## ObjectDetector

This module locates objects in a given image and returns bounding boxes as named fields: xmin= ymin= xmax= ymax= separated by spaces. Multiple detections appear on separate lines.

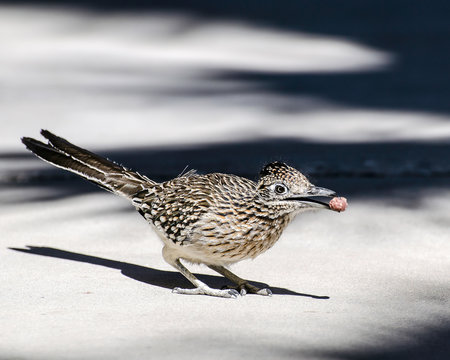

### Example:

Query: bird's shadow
xmin=9 ymin=246 xmax=329 ymax=299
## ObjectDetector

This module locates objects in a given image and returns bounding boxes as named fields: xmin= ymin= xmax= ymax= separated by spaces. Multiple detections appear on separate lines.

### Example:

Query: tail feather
xmin=22 ymin=130 xmax=155 ymax=199
xmin=40 ymin=129 xmax=126 ymax=176
xmin=21 ymin=136 xmax=110 ymax=188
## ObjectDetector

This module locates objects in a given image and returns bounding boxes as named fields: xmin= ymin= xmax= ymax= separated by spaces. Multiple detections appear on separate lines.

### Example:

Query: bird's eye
xmin=274 ymin=184 xmax=288 ymax=194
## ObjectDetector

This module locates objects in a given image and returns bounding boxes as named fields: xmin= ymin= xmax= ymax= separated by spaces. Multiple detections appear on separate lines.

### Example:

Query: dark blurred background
xmin=4 ymin=0 xmax=450 ymax=112
xmin=1 ymin=0 xmax=449 ymax=203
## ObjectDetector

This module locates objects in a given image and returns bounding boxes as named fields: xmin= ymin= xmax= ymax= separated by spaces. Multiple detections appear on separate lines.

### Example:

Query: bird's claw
xmin=222 ymin=283 xmax=272 ymax=296
xmin=256 ymin=288 xmax=272 ymax=296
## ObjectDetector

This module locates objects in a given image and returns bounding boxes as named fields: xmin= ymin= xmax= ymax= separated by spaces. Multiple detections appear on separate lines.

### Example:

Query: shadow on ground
xmin=299 ymin=324 xmax=450 ymax=360
xmin=9 ymin=246 xmax=329 ymax=299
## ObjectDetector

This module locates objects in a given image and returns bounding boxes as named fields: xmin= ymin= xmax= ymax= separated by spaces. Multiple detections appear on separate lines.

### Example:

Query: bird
xmin=22 ymin=130 xmax=344 ymax=298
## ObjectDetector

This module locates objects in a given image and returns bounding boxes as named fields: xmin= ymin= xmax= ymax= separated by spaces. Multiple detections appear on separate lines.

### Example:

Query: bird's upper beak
xmin=287 ymin=186 xmax=337 ymax=210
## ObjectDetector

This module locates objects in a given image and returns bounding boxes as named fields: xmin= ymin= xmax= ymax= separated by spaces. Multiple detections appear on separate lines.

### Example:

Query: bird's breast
xmin=184 ymin=211 xmax=293 ymax=263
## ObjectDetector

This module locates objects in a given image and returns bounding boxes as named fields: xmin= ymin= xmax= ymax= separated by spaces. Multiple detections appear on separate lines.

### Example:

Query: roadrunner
xmin=22 ymin=130 xmax=346 ymax=298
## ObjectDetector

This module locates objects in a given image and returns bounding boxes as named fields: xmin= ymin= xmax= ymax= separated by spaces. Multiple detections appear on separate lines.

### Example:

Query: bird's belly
xmin=181 ymin=215 xmax=292 ymax=265
xmin=151 ymin=212 xmax=293 ymax=266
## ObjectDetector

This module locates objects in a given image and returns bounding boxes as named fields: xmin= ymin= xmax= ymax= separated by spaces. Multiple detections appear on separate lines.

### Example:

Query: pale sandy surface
xmin=1 ymin=3 xmax=450 ymax=360
xmin=2 ymin=185 xmax=450 ymax=360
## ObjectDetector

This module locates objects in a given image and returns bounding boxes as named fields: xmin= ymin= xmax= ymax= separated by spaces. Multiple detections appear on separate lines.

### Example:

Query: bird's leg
xmin=162 ymin=247 xmax=239 ymax=298
xmin=170 ymin=259 xmax=239 ymax=298
xmin=208 ymin=265 xmax=272 ymax=296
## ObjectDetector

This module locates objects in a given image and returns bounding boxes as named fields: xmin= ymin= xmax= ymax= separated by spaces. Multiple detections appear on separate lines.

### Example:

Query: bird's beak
xmin=307 ymin=186 xmax=337 ymax=198
xmin=287 ymin=186 xmax=337 ymax=210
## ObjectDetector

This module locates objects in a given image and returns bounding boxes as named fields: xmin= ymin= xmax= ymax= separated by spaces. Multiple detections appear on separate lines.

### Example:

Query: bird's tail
xmin=21 ymin=130 xmax=155 ymax=199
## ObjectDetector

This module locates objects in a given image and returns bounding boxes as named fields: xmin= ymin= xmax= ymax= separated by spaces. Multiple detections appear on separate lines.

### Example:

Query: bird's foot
xmin=223 ymin=282 xmax=272 ymax=296
xmin=172 ymin=285 xmax=239 ymax=298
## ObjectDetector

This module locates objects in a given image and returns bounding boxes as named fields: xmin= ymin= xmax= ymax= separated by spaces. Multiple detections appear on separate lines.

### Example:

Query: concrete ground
xmin=1 ymin=2 xmax=449 ymax=359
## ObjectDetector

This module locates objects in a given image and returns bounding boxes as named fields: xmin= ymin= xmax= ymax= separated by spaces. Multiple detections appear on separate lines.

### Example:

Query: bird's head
xmin=256 ymin=161 xmax=338 ymax=214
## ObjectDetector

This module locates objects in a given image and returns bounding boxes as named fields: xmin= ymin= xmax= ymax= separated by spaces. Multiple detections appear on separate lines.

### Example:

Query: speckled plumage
xmin=22 ymin=130 xmax=340 ymax=298
xmin=134 ymin=172 xmax=294 ymax=266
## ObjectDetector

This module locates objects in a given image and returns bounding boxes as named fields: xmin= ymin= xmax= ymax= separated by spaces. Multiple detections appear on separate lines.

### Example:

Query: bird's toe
xmin=256 ymin=288 xmax=273 ymax=296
